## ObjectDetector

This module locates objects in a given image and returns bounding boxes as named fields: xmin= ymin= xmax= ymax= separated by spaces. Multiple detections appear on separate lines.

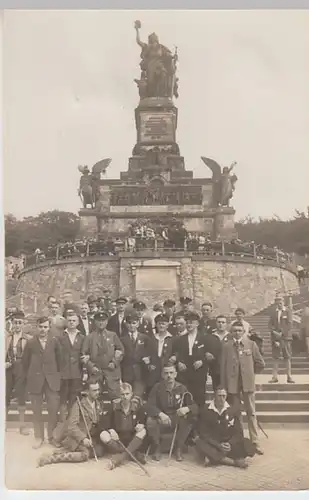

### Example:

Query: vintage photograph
xmin=4 ymin=9 xmax=309 ymax=491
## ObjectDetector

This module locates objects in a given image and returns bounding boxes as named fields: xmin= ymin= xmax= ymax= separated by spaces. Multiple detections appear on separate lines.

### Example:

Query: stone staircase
xmin=244 ymin=314 xmax=309 ymax=424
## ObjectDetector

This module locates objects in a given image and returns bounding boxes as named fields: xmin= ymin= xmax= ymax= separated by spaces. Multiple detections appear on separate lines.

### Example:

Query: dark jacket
xmin=173 ymin=331 xmax=209 ymax=375
xmin=121 ymin=331 xmax=149 ymax=384
xmin=22 ymin=336 xmax=61 ymax=394
xmin=198 ymin=317 xmax=217 ymax=335
xmin=110 ymin=399 xmax=147 ymax=442
xmin=143 ymin=332 xmax=174 ymax=388
xmin=107 ymin=313 xmax=128 ymax=338
xmin=137 ymin=317 xmax=154 ymax=337
xmin=146 ymin=381 xmax=198 ymax=418
xmin=58 ymin=330 xmax=85 ymax=380
xmin=77 ymin=316 xmax=95 ymax=336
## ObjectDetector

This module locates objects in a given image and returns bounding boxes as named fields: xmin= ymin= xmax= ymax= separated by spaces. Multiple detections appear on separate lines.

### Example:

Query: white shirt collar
xmin=154 ymin=332 xmax=172 ymax=341
xmin=208 ymin=400 xmax=230 ymax=415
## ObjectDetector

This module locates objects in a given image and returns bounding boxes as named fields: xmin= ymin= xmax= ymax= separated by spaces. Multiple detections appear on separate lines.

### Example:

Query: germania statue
xmin=78 ymin=158 xmax=112 ymax=209
xmin=134 ymin=20 xmax=179 ymax=99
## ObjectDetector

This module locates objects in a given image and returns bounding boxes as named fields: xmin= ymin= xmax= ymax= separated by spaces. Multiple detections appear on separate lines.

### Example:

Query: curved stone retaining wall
xmin=17 ymin=253 xmax=299 ymax=316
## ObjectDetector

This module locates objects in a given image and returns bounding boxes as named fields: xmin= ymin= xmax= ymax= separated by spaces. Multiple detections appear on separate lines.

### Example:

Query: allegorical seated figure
xmin=194 ymin=387 xmax=255 ymax=469
xmin=37 ymin=379 xmax=111 ymax=467
xmin=100 ymin=383 xmax=147 ymax=470
xmin=145 ymin=364 xmax=197 ymax=462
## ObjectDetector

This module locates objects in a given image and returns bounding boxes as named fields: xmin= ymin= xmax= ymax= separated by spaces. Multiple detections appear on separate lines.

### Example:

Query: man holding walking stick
xmin=146 ymin=365 xmax=197 ymax=462
xmin=37 ymin=379 xmax=111 ymax=467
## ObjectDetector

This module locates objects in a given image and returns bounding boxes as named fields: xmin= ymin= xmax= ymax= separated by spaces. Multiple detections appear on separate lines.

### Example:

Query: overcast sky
xmin=4 ymin=9 xmax=309 ymax=221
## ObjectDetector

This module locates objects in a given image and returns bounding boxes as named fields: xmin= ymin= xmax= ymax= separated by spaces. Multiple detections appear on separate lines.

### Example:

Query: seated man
xmin=100 ymin=383 xmax=147 ymax=470
xmin=37 ymin=379 xmax=111 ymax=467
xmin=146 ymin=364 xmax=197 ymax=462
xmin=194 ymin=387 xmax=255 ymax=469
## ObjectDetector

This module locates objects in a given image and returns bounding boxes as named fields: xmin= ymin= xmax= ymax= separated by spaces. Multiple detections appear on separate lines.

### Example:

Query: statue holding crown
xmin=134 ymin=20 xmax=179 ymax=99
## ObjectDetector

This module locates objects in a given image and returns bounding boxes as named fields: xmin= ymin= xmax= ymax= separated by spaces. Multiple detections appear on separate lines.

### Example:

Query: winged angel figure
xmin=78 ymin=158 xmax=112 ymax=209
xmin=201 ymin=157 xmax=238 ymax=207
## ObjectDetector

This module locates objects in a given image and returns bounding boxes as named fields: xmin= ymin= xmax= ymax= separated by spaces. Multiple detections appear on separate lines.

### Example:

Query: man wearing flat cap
xmin=82 ymin=311 xmax=124 ymax=402
xmin=172 ymin=311 xmax=210 ymax=407
xmin=133 ymin=301 xmax=153 ymax=337
xmin=162 ymin=299 xmax=177 ymax=336
xmin=107 ymin=297 xmax=129 ymax=338
xmin=179 ymin=297 xmax=194 ymax=316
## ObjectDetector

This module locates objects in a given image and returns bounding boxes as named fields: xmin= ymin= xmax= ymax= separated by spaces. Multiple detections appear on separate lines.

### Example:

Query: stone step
xmin=255 ymin=383 xmax=309 ymax=391
xmin=255 ymin=401 xmax=309 ymax=412
xmin=263 ymin=367 xmax=308 ymax=374
xmin=254 ymin=391 xmax=309 ymax=401
xmin=247 ymin=412 xmax=309 ymax=423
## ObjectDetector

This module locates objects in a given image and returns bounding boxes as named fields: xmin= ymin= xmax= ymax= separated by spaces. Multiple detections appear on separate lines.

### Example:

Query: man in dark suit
xmin=57 ymin=312 xmax=85 ymax=422
xmin=107 ymin=297 xmax=129 ymax=338
xmin=142 ymin=313 xmax=174 ymax=395
xmin=172 ymin=311 xmax=209 ymax=407
xmin=5 ymin=311 xmax=30 ymax=435
xmin=82 ymin=311 xmax=124 ymax=402
xmin=78 ymin=302 xmax=94 ymax=336
xmin=22 ymin=316 xmax=61 ymax=449
xmin=179 ymin=297 xmax=194 ymax=315
xmin=133 ymin=301 xmax=154 ymax=336
xmin=268 ymin=295 xmax=295 ymax=383
xmin=162 ymin=299 xmax=177 ymax=336
xmin=198 ymin=302 xmax=217 ymax=335
xmin=146 ymin=364 xmax=197 ymax=461
xmin=120 ymin=312 xmax=149 ymax=397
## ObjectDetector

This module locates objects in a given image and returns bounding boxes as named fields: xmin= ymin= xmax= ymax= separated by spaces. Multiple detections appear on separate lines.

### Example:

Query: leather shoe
xmin=234 ymin=458 xmax=248 ymax=469
xmin=175 ymin=448 xmax=183 ymax=462
xmin=153 ymin=447 xmax=162 ymax=461
xmin=287 ymin=378 xmax=295 ymax=384
xmin=268 ymin=378 xmax=278 ymax=384
xmin=32 ymin=439 xmax=44 ymax=449
xmin=254 ymin=444 xmax=264 ymax=455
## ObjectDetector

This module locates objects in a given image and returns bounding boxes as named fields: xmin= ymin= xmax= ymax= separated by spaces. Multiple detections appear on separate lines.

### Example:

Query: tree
xmin=5 ymin=210 xmax=80 ymax=257
xmin=236 ymin=208 xmax=309 ymax=255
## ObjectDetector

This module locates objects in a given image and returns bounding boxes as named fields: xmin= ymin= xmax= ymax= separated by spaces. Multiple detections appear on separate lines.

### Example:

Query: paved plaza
xmin=5 ymin=426 xmax=309 ymax=491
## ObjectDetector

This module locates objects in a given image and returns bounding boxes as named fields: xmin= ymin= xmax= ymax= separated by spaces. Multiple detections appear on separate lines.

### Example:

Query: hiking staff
xmin=76 ymin=395 xmax=98 ymax=462
xmin=117 ymin=439 xmax=150 ymax=476
xmin=168 ymin=390 xmax=193 ymax=462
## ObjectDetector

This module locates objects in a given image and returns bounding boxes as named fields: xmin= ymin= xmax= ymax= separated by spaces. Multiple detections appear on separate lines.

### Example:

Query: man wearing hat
xmin=179 ymin=297 xmax=194 ymax=316
xmin=162 ymin=299 xmax=177 ymax=336
xmin=120 ymin=312 xmax=149 ymax=397
xmin=142 ymin=313 xmax=174 ymax=395
xmin=133 ymin=301 xmax=153 ymax=337
xmin=82 ymin=311 xmax=124 ymax=402
xmin=107 ymin=297 xmax=129 ymax=338
xmin=5 ymin=311 xmax=30 ymax=435
xmin=172 ymin=311 xmax=210 ymax=407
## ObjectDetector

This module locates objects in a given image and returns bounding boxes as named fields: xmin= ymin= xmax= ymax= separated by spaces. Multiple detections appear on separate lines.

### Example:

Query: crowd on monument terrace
xmin=5 ymin=289 xmax=309 ymax=472
xmin=15 ymin=220 xmax=293 ymax=270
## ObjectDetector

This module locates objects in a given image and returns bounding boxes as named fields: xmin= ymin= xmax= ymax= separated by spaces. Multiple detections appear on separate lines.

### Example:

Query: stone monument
xmin=78 ymin=21 xmax=237 ymax=240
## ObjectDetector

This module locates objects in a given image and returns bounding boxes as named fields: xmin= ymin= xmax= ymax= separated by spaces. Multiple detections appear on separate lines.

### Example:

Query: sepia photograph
xmin=3 ymin=8 xmax=309 ymax=492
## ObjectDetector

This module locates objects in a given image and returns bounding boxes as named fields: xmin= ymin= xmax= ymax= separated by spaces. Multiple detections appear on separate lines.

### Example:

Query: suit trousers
xmin=228 ymin=392 xmax=259 ymax=444
xmin=146 ymin=415 xmax=192 ymax=450
xmin=6 ymin=367 xmax=26 ymax=407
xmin=30 ymin=381 xmax=60 ymax=440
xmin=60 ymin=378 xmax=82 ymax=408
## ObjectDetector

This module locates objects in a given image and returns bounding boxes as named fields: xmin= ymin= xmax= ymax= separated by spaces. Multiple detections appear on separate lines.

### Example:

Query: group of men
xmin=5 ymin=291 xmax=295 ymax=471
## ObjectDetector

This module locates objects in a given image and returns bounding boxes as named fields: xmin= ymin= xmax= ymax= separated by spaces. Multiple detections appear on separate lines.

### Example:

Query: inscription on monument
xmin=140 ymin=111 xmax=175 ymax=143
xmin=110 ymin=186 xmax=203 ymax=206
xmin=136 ymin=268 xmax=177 ymax=291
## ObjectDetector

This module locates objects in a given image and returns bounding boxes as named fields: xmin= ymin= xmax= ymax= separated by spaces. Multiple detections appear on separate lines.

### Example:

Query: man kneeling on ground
xmin=100 ymin=382 xmax=147 ymax=470
xmin=37 ymin=379 xmax=110 ymax=467
xmin=194 ymin=387 xmax=255 ymax=469
xmin=146 ymin=364 xmax=197 ymax=462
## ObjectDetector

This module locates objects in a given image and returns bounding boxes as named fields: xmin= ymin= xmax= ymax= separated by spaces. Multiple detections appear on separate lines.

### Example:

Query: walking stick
xmin=76 ymin=396 xmax=98 ymax=462
xmin=117 ymin=439 xmax=150 ymax=476
xmin=257 ymin=419 xmax=269 ymax=439
xmin=168 ymin=391 xmax=193 ymax=462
